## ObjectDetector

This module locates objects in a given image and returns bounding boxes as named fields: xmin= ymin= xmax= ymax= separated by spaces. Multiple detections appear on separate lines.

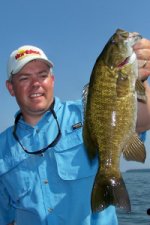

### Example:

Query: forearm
xmin=136 ymin=81 xmax=150 ymax=133
xmin=0 ymin=180 xmax=15 ymax=225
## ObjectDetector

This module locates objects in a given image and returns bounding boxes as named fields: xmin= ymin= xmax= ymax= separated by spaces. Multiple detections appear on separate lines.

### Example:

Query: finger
xmin=135 ymin=49 xmax=150 ymax=60
xmin=138 ymin=60 xmax=146 ymax=68
xmin=138 ymin=59 xmax=150 ymax=80
xmin=133 ymin=38 xmax=150 ymax=50
xmin=138 ymin=67 xmax=150 ymax=80
xmin=138 ymin=59 xmax=150 ymax=69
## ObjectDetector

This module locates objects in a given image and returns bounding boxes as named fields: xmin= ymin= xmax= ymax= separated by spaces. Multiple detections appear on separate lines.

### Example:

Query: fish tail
xmin=91 ymin=172 xmax=131 ymax=213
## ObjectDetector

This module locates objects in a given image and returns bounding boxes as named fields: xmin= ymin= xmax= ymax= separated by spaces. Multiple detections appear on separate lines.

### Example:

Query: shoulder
xmin=0 ymin=126 xmax=15 ymax=158
xmin=55 ymin=97 xmax=83 ymax=122
xmin=64 ymin=99 xmax=83 ymax=115
xmin=56 ymin=97 xmax=82 ymax=111
xmin=0 ymin=126 xmax=28 ymax=175
xmin=0 ymin=127 xmax=15 ymax=175
xmin=0 ymin=126 xmax=13 ymax=146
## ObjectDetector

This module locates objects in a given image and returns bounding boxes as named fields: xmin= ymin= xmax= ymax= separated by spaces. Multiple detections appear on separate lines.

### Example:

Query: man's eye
xmin=19 ymin=76 xmax=28 ymax=81
xmin=39 ymin=73 xmax=48 ymax=78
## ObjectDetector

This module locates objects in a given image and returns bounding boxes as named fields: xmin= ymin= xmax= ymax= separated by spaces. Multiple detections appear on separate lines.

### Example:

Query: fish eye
xmin=111 ymin=38 xmax=116 ymax=44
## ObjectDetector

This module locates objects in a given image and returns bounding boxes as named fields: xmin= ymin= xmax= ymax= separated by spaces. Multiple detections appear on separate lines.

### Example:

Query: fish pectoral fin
xmin=82 ymin=83 xmax=89 ymax=116
xmin=136 ymin=79 xmax=147 ymax=102
xmin=122 ymin=133 xmax=146 ymax=163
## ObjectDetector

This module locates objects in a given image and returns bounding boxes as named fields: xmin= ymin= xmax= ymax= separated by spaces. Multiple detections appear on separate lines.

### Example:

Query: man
xmin=0 ymin=40 xmax=150 ymax=225
xmin=134 ymin=39 xmax=150 ymax=133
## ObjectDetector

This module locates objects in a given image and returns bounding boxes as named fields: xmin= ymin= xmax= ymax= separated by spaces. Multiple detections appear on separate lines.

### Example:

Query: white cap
xmin=7 ymin=45 xmax=53 ymax=79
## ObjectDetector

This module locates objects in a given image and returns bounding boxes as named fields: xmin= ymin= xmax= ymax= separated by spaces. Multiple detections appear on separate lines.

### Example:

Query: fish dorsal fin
xmin=122 ymin=133 xmax=146 ymax=163
xmin=82 ymin=83 xmax=89 ymax=116
xmin=136 ymin=79 xmax=147 ymax=102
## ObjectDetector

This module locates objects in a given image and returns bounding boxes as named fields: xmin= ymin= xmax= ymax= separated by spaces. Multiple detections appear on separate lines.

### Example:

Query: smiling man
xmin=6 ymin=46 xmax=54 ymax=125
xmin=1 ymin=42 xmax=150 ymax=225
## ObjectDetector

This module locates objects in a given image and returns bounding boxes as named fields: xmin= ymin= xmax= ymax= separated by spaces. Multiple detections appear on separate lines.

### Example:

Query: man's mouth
xmin=30 ymin=93 xmax=44 ymax=98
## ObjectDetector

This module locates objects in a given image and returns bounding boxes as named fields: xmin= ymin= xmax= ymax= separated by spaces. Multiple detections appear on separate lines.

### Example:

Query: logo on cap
xmin=15 ymin=49 xmax=41 ymax=60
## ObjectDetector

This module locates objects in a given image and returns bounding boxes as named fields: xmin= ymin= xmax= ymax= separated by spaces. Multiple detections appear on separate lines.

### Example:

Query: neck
xmin=22 ymin=113 xmax=46 ymax=126
xmin=21 ymin=100 xmax=55 ymax=126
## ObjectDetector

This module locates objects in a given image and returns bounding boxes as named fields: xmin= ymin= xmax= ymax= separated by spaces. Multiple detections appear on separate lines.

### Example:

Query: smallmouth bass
xmin=83 ymin=29 xmax=146 ymax=213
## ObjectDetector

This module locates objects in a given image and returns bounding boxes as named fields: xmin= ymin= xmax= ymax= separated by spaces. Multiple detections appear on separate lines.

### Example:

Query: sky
xmin=0 ymin=0 xmax=150 ymax=171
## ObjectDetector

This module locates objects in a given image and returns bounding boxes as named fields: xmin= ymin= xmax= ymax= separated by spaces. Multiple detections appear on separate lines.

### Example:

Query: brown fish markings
xmin=83 ymin=29 xmax=146 ymax=213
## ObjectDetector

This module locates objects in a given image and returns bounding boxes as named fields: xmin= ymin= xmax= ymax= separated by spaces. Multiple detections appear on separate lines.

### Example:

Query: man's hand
xmin=133 ymin=38 xmax=150 ymax=81
xmin=133 ymin=38 xmax=150 ymax=133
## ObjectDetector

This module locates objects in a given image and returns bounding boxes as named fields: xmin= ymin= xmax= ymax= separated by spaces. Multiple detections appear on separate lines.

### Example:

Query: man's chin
xmin=30 ymin=107 xmax=49 ymax=115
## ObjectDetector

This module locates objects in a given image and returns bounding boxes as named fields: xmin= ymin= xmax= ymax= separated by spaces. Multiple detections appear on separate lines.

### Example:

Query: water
xmin=117 ymin=171 xmax=150 ymax=225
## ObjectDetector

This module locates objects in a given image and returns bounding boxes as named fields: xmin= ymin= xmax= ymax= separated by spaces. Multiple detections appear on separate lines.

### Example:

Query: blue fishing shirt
xmin=0 ymin=97 xmax=118 ymax=225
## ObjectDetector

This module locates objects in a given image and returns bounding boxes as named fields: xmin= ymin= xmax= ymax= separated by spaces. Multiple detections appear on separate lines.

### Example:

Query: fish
xmin=82 ymin=29 xmax=146 ymax=213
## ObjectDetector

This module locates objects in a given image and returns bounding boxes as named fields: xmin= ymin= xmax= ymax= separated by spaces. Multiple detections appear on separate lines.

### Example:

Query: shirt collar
xmin=14 ymin=96 xmax=62 ymax=129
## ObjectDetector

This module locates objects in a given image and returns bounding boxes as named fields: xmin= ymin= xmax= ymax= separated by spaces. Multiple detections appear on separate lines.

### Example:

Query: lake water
xmin=117 ymin=171 xmax=150 ymax=225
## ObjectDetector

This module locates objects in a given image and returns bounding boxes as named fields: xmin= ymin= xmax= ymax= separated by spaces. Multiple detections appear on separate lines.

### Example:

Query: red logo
xmin=15 ymin=49 xmax=41 ymax=60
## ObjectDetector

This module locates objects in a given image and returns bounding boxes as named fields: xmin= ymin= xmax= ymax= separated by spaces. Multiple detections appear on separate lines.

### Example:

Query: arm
xmin=137 ymin=81 xmax=150 ymax=133
xmin=0 ymin=180 xmax=15 ymax=225
xmin=133 ymin=38 xmax=150 ymax=133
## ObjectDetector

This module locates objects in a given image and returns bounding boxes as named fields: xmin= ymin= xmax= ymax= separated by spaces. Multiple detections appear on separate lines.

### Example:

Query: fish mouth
xmin=117 ymin=56 xmax=130 ymax=68
xmin=117 ymin=52 xmax=136 ymax=68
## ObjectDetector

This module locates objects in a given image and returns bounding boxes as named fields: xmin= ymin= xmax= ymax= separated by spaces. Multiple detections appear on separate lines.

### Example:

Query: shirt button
xmin=44 ymin=179 xmax=48 ymax=184
xmin=48 ymin=208 xmax=53 ymax=213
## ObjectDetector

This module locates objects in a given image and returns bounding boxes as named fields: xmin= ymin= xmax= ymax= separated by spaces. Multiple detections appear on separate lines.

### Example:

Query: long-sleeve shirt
xmin=0 ymin=97 xmax=118 ymax=225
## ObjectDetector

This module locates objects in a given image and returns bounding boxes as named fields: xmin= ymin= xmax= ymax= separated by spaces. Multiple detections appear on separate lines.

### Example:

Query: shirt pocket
xmin=54 ymin=128 xmax=98 ymax=180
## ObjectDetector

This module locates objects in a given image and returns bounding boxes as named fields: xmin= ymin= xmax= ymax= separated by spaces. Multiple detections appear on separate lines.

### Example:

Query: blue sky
xmin=0 ymin=0 xmax=150 ymax=171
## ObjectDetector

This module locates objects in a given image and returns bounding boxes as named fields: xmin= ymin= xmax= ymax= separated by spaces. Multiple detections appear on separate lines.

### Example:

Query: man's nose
xmin=31 ymin=76 xmax=41 ymax=87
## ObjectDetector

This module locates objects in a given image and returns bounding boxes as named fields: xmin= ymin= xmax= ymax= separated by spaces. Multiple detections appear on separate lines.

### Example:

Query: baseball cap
xmin=7 ymin=45 xmax=53 ymax=79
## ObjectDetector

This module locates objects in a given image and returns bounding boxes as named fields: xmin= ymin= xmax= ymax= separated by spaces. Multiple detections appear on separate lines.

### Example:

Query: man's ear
xmin=6 ymin=80 xmax=15 ymax=96
xmin=51 ymin=75 xmax=55 ymax=87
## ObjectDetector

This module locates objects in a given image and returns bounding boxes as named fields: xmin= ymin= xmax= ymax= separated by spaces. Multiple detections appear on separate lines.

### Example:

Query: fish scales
xmin=83 ymin=29 xmax=146 ymax=213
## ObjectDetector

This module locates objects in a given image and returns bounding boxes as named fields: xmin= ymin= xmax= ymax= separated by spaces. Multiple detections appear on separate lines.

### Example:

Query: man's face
xmin=6 ymin=60 xmax=54 ymax=123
